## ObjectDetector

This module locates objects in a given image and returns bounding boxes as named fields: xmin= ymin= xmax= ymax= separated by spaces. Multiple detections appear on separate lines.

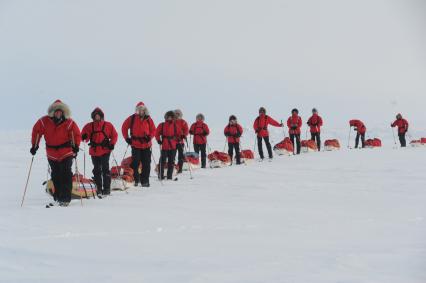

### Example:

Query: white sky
xmin=0 ymin=0 xmax=425 ymax=132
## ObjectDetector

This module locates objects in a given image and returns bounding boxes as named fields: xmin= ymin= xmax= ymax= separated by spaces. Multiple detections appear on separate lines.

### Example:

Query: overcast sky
xmin=1 ymin=0 xmax=425 ymax=133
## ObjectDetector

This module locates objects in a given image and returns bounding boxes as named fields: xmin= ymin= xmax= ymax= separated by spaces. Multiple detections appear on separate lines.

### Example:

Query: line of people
xmin=30 ymin=100 xmax=410 ymax=206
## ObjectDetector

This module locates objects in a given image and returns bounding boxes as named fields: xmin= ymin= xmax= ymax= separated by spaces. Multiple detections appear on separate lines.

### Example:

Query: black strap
xmin=256 ymin=116 xmax=268 ymax=132
xmin=46 ymin=141 xmax=72 ymax=150
xmin=130 ymin=114 xmax=153 ymax=142
xmin=89 ymin=122 xmax=109 ymax=148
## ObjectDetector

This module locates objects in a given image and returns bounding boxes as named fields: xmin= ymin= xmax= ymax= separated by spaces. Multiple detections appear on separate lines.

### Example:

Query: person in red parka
xmin=122 ymin=102 xmax=156 ymax=187
xmin=174 ymin=109 xmax=189 ymax=173
xmin=224 ymin=115 xmax=243 ymax=165
xmin=156 ymin=111 xmax=182 ymax=180
xmin=391 ymin=113 xmax=409 ymax=147
xmin=189 ymin=113 xmax=210 ymax=168
xmin=349 ymin=119 xmax=366 ymax=148
xmin=287 ymin=108 xmax=303 ymax=154
xmin=253 ymin=107 xmax=283 ymax=160
xmin=31 ymin=100 xmax=81 ymax=206
xmin=307 ymin=108 xmax=323 ymax=151
xmin=81 ymin=108 xmax=118 ymax=196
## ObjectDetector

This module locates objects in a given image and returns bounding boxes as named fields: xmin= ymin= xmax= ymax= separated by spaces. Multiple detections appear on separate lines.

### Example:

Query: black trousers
xmin=48 ymin=157 xmax=73 ymax=203
xmin=91 ymin=153 xmax=111 ymax=195
xmin=311 ymin=132 xmax=321 ymax=151
xmin=177 ymin=143 xmax=185 ymax=173
xmin=398 ymin=133 xmax=407 ymax=147
xmin=131 ymin=147 xmax=152 ymax=185
xmin=290 ymin=134 xmax=301 ymax=154
xmin=228 ymin=142 xmax=241 ymax=164
xmin=194 ymin=144 xmax=207 ymax=168
xmin=160 ymin=149 xmax=177 ymax=179
xmin=355 ymin=133 xmax=365 ymax=148
xmin=257 ymin=136 xmax=273 ymax=159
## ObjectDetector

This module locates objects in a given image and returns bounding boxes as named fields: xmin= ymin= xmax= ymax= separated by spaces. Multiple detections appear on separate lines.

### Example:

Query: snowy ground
xmin=1 ymin=130 xmax=426 ymax=283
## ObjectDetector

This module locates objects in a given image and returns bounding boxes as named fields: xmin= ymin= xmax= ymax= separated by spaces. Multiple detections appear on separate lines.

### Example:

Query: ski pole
xmin=223 ymin=138 xmax=227 ymax=152
xmin=71 ymin=132 xmax=85 ymax=205
xmin=83 ymin=143 xmax=86 ymax=178
xmin=111 ymin=151 xmax=129 ymax=194
xmin=121 ymin=144 xmax=130 ymax=165
xmin=151 ymin=149 xmax=163 ymax=186
xmin=391 ymin=127 xmax=397 ymax=146
xmin=21 ymin=134 xmax=39 ymax=207
xmin=253 ymin=135 xmax=257 ymax=153
xmin=280 ymin=120 xmax=287 ymax=138
xmin=183 ymin=143 xmax=194 ymax=179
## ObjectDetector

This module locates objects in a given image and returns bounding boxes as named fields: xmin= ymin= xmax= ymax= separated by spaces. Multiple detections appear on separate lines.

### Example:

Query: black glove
xmin=108 ymin=144 xmax=115 ymax=150
xmin=291 ymin=126 xmax=297 ymax=130
xmin=30 ymin=145 xmax=39 ymax=156
xmin=126 ymin=138 xmax=132 ymax=145
xmin=225 ymin=133 xmax=230 ymax=137
xmin=143 ymin=136 xmax=151 ymax=143
xmin=280 ymin=123 xmax=284 ymax=127
xmin=82 ymin=133 xmax=88 ymax=140
xmin=157 ymin=140 xmax=162 ymax=145
xmin=72 ymin=145 xmax=79 ymax=154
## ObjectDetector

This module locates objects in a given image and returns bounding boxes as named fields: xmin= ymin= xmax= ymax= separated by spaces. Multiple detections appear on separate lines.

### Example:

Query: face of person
xmin=54 ymin=110 xmax=63 ymax=119
xmin=94 ymin=114 xmax=101 ymax=121
xmin=230 ymin=119 xmax=236 ymax=125
xmin=137 ymin=109 xmax=145 ymax=116
xmin=167 ymin=116 xmax=173 ymax=122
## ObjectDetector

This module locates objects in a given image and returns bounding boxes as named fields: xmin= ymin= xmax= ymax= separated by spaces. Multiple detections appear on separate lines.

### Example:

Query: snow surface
xmin=1 ymin=130 xmax=426 ymax=283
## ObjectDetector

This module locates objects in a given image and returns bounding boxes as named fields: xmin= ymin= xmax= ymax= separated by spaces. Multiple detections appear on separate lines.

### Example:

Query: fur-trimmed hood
xmin=196 ymin=113 xmax=205 ymax=121
xmin=174 ymin=109 xmax=183 ymax=119
xmin=91 ymin=107 xmax=105 ymax=120
xmin=135 ymin=102 xmax=149 ymax=116
xmin=48 ymin=100 xmax=71 ymax=119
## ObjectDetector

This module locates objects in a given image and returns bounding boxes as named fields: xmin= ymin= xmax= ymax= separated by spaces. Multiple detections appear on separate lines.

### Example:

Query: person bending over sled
xmin=307 ymin=108 xmax=323 ymax=151
xmin=189 ymin=114 xmax=210 ymax=168
xmin=122 ymin=102 xmax=156 ymax=187
xmin=224 ymin=115 xmax=243 ymax=165
xmin=174 ymin=109 xmax=189 ymax=173
xmin=391 ymin=113 xmax=409 ymax=147
xmin=253 ymin=107 xmax=283 ymax=160
xmin=287 ymin=108 xmax=303 ymax=154
xmin=81 ymin=108 xmax=118 ymax=197
xmin=31 ymin=100 xmax=81 ymax=207
xmin=156 ymin=111 xmax=182 ymax=180
xmin=349 ymin=119 xmax=366 ymax=148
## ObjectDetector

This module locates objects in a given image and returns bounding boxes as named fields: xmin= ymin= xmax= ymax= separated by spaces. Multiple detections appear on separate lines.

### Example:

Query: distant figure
xmin=224 ymin=115 xmax=243 ymax=165
xmin=122 ymin=102 xmax=156 ymax=187
xmin=189 ymin=114 xmax=210 ymax=168
xmin=287 ymin=108 xmax=302 ymax=154
xmin=31 ymin=100 xmax=81 ymax=207
xmin=156 ymin=111 xmax=182 ymax=180
xmin=81 ymin=108 xmax=118 ymax=196
xmin=253 ymin=107 xmax=283 ymax=160
xmin=349 ymin=119 xmax=366 ymax=148
xmin=174 ymin=109 xmax=189 ymax=173
xmin=391 ymin=113 xmax=409 ymax=147
xmin=307 ymin=108 xmax=323 ymax=151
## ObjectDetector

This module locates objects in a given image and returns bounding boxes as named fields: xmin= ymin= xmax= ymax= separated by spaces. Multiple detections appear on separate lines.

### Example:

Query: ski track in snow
xmin=0 ymin=131 xmax=426 ymax=283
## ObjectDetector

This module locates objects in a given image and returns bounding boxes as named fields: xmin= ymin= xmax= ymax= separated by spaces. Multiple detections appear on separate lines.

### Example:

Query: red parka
xmin=175 ymin=119 xmax=189 ymax=145
xmin=32 ymin=116 xmax=81 ymax=162
xmin=307 ymin=114 xmax=323 ymax=134
xmin=189 ymin=121 xmax=210 ymax=145
xmin=156 ymin=121 xmax=182 ymax=150
xmin=224 ymin=123 xmax=243 ymax=143
xmin=122 ymin=114 xmax=156 ymax=149
xmin=81 ymin=120 xmax=118 ymax=157
xmin=349 ymin=120 xmax=366 ymax=134
xmin=287 ymin=115 xmax=303 ymax=135
xmin=253 ymin=114 xmax=281 ymax=137
xmin=392 ymin=119 xmax=409 ymax=134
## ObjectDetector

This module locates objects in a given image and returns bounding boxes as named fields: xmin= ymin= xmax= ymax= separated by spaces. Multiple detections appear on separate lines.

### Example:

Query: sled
xmin=273 ymin=138 xmax=294 ymax=156
xmin=46 ymin=174 xmax=97 ymax=199
xmin=182 ymin=152 xmax=200 ymax=171
xmin=364 ymin=138 xmax=382 ymax=148
xmin=239 ymin=149 xmax=254 ymax=164
xmin=111 ymin=166 xmax=134 ymax=190
xmin=208 ymin=151 xmax=232 ymax=168
xmin=301 ymin=140 xmax=318 ymax=153
xmin=410 ymin=138 xmax=426 ymax=147
xmin=324 ymin=139 xmax=341 ymax=151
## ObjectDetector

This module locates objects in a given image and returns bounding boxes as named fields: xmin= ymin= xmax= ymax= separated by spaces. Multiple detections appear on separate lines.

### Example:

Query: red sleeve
xmin=404 ymin=119 xmax=409 ymax=130
xmin=238 ymin=124 xmax=243 ymax=135
xmin=189 ymin=124 xmax=195 ymax=135
xmin=268 ymin=116 xmax=281 ymax=127
xmin=307 ymin=117 xmax=312 ymax=125
xmin=204 ymin=123 xmax=210 ymax=135
xmin=155 ymin=123 xmax=163 ymax=142
xmin=182 ymin=121 xmax=189 ymax=137
xmin=109 ymin=123 xmax=118 ymax=146
xmin=70 ymin=120 xmax=81 ymax=147
xmin=81 ymin=123 xmax=92 ymax=143
xmin=224 ymin=126 xmax=229 ymax=136
xmin=121 ymin=116 xmax=131 ymax=139
xmin=31 ymin=119 xmax=45 ymax=146
xmin=149 ymin=118 xmax=156 ymax=138
xmin=298 ymin=117 xmax=302 ymax=127
xmin=287 ymin=118 xmax=292 ymax=128
xmin=391 ymin=120 xmax=397 ymax=127
xmin=318 ymin=117 xmax=323 ymax=127
xmin=253 ymin=118 xmax=258 ymax=131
